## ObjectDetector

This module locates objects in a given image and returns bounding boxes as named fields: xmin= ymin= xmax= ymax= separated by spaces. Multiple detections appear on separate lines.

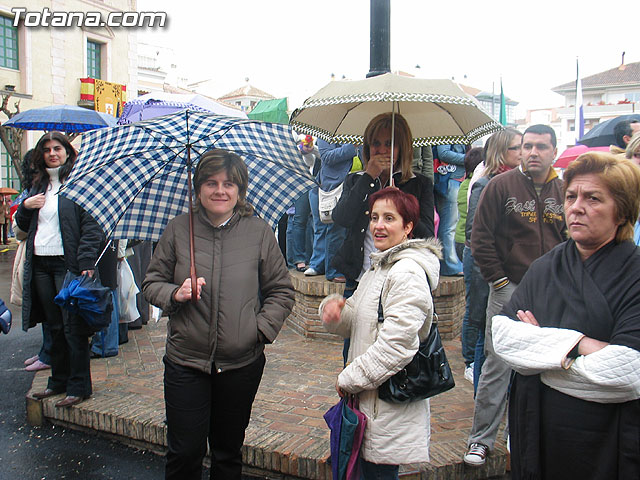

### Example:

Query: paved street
xmin=0 ymin=240 xmax=169 ymax=479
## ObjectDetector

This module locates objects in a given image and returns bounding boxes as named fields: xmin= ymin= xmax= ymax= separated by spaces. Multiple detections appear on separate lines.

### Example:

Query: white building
xmin=551 ymin=61 xmax=640 ymax=148
xmin=0 ymin=0 xmax=138 ymax=189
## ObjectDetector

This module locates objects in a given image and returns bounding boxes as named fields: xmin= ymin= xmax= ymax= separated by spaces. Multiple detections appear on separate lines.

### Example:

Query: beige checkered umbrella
xmin=290 ymin=73 xmax=502 ymax=147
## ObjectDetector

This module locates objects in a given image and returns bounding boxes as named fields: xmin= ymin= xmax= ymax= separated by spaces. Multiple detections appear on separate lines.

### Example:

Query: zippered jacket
xmin=321 ymin=238 xmax=441 ymax=464
xmin=143 ymin=210 xmax=294 ymax=374
xmin=471 ymin=167 xmax=566 ymax=284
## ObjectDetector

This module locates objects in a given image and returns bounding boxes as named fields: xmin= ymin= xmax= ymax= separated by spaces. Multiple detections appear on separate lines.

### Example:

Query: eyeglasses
xmin=633 ymin=152 xmax=640 ymax=159
xmin=507 ymin=146 xmax=521 ymax=151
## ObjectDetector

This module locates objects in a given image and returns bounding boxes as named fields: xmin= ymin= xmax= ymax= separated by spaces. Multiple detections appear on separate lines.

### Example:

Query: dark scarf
xmin=504 ymin=239 xmax=640 ymax=480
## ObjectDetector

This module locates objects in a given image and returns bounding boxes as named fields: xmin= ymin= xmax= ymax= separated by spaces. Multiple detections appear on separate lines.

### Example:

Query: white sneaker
xmin=464 ymin=442 xmax=488 ymax=467
xmin=464 ymin=365 xmax=474 ymax=384
xmin=304 ymin=267 xmax=320 ymax=276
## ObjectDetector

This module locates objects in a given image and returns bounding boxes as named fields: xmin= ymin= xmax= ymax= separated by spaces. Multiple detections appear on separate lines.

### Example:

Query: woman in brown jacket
xmin=143 ymin=149 xmax=295 ymax=480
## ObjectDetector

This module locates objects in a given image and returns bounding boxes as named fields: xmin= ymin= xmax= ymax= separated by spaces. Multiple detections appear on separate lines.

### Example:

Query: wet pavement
xmin=1 ymin=237 xmax=509 ymax=479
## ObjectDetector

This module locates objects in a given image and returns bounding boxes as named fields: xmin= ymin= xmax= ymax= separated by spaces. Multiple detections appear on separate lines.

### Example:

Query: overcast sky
xmin=138 ymin=0 xmax=637 ymax=116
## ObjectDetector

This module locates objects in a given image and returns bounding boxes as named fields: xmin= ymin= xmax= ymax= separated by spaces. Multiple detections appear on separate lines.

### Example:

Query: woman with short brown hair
xmin=492 ymin=152 xmax=640 ymax=479
xmin=143 ymin=148 xmax=295 ymax=480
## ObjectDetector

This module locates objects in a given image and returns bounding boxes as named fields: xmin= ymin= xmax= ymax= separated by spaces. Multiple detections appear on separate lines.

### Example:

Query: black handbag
xmin=376 ymin=277 xmax=455 ymax=404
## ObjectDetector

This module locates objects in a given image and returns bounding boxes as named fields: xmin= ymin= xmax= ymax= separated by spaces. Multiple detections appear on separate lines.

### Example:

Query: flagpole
xmin=499 ymin=77 xmax=507 ymax=126
xmin=574 ymin=57 xmax=584 ymax=144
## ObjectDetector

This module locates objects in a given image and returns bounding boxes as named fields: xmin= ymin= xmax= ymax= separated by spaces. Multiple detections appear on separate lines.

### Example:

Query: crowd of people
xmin=318 ymin=119 xmax=640 ymax=479
xmin=3 ymin=117 xmax=640 ymax=479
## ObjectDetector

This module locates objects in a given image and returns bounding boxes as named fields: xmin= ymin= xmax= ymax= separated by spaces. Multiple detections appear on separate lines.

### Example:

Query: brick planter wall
xmin=432 ymin=276 xmax=465 ymax=340
xmin=287 ymin=272 xmax=465 ymax=341
xmin=287 ymin=271 xmax=344 ymax=342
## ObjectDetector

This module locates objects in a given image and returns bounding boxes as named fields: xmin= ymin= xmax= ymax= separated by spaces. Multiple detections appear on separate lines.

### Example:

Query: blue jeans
xmin=286 ymin=191 xmax=313 ymax=268
xmin=308 ymin=187 xmax=346 ymax=280
xmin=91 ymin=290 xmax=119 ymax=358
xmin=461 ymin=246 xmax=479 ymax=366
xmin=38 ymin=321 xmax=53 ymax=365
xmin=435 ymin=179 xmax=463 ymax=275
xmin=360 ymin=460 xmax=399 ymax=479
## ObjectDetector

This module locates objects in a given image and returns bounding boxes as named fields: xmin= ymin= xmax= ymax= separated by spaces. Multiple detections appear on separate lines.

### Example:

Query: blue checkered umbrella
xmin=59 ymin=109 xmax=315 ymax=242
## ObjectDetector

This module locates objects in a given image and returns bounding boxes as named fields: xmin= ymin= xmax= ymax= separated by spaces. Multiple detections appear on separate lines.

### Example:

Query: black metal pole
xmin=367 ymin=0 xmax=390 ymax=78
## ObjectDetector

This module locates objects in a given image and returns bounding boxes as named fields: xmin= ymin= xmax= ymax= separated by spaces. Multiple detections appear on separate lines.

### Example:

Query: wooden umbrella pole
xmin=390 ymin=101 xmax=396 ymax=187
xmin=186 ymin=144 xmax=198 ymax=303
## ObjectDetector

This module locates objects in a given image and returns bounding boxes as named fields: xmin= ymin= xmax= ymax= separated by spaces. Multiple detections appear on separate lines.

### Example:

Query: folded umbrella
xmin=0 ymin=298 xmax=11 ymax=334
xmin=54 ymin=272 xmax=113 ymax=331
xmin=324 ymin=396 xmax=367 ymax=480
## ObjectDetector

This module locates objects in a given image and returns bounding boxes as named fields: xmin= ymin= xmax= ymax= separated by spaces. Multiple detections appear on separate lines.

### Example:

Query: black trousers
xmin=32 ymin=255 xmax=92 ymax=397
xmin=163 ymin=353 xmax=266 ymax=480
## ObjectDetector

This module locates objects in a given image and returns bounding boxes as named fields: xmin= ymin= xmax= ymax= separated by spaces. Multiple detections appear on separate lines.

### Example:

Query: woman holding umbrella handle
xmin=17 ymin=131 xmax=105 ymax=408
xmin=143 ymin=149 xmax=295 ymax=480
xmin=332 ymin=113 xmax=435 ymax=294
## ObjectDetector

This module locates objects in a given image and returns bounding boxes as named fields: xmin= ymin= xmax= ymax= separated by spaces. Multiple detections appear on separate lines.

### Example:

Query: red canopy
xmin=554 ymin=145 xmax=610 ymax=169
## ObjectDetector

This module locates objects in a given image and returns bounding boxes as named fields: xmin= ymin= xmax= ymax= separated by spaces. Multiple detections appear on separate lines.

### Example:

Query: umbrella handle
xmin=187 ymin=145 xmax=198 ymax=304
xmin=390 ymin=102 xmax=396 ymax=188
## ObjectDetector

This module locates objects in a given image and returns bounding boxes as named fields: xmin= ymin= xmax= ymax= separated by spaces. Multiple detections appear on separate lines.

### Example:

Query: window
xmin=87 ymin=40 xmax=101 ymax=79
xmin=0 ymin=140 xmax=19 ymax=191
xmin=625 ymin=92 xmax=640 ymax=103
xmin=0 ymin=15 xmax=18 ymax=70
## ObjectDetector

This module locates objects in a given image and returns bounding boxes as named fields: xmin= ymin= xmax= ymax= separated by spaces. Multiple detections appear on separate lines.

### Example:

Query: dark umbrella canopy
xmin=577 ymin=114 xmax=640 ymax=147
xmin=3 ymin=104 xmax=117 ymax=133
xmin=54 ymin=272 xmax=113 ymax=331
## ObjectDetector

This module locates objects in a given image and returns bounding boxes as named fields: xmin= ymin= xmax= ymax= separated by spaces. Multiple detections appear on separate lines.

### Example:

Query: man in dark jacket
xmin=464 ymin=124 xmax=566 ymax=467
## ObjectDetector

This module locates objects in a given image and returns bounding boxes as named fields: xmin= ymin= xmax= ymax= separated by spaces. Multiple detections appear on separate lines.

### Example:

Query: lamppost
xmin=367 ymin=0 xmax=390 ymax=78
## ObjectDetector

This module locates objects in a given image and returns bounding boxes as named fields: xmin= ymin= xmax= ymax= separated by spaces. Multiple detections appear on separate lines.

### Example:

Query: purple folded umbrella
xmin=324 ymin=396 xmax=367 ymax=480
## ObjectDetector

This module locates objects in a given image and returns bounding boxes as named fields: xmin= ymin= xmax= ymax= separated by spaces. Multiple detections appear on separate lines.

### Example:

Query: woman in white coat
xmin=320 ymin=187 xmax=441 ymax=479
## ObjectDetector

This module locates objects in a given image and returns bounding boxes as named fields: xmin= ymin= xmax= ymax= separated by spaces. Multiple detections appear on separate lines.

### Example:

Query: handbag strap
xmin=377 ymin=271 xmax=437 ymax=324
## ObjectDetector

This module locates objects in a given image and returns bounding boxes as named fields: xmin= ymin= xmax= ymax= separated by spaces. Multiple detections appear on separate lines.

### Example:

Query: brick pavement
xmin=27 ymin=290 xmax=507 ymax=479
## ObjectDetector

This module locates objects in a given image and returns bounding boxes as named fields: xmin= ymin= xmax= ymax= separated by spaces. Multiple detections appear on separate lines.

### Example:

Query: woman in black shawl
xmin=491 ymin=152 xmax=640 ymax=480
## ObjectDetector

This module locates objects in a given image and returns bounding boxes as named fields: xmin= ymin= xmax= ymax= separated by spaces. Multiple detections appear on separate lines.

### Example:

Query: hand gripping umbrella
xmin=60 ymin=109 xmax=315 ymax=300
xmin=290 ymin=72 xmax=502 ymax=185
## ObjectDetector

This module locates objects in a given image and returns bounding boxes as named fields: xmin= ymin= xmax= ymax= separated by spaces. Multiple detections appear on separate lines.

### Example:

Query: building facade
xmin=551 ymin=61 xmax=640 ymax=148
xmin=0 ymin=0 xmax=138 ymax=189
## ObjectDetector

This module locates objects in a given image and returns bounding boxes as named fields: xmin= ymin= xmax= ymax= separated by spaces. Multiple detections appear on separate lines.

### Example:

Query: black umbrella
xmin=577 ymin=114 xmax=640 ymax=147
xmin=54 ymin=272 xmax=113 ymax=331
